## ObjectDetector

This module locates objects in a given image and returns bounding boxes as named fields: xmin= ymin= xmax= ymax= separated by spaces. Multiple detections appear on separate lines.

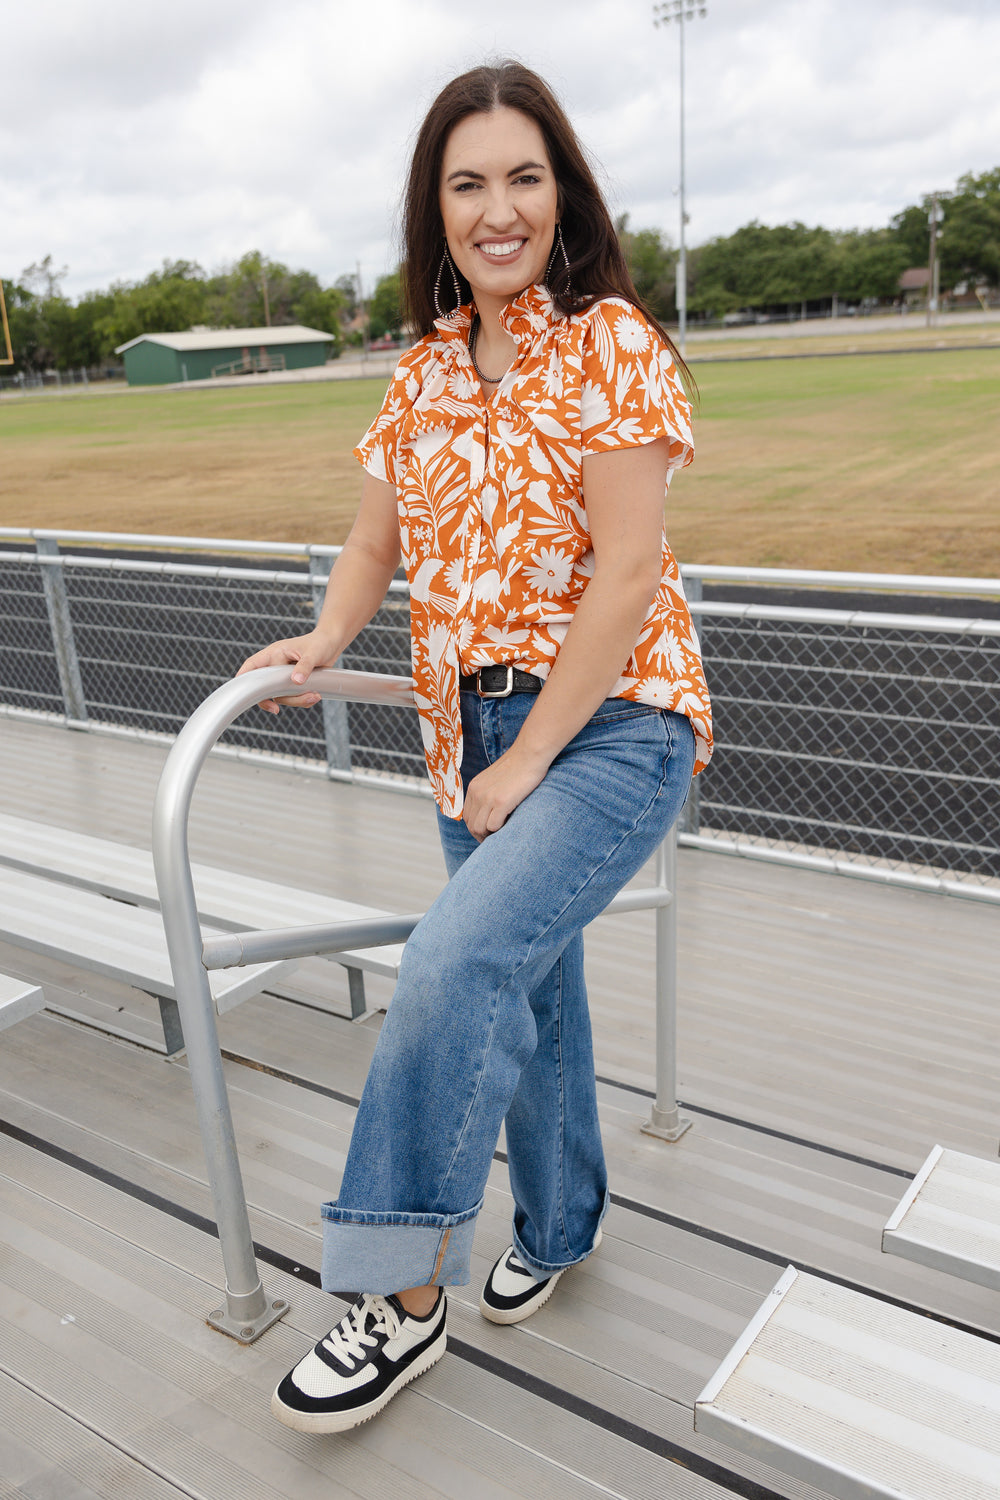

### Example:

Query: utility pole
xmin=357 ymin=261 xmax=369 ymax=353
xmin=926 ymin=194 xmax=942 ymax=328
xmin=653 ymin=1 xmax=707 ymax=358
xmin=261 ymin=265 xmax=271 ymax=327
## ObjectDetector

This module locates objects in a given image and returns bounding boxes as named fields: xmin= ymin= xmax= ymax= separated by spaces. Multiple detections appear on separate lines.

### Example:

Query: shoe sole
xmin=270 ymin=1327 xmax=447 ymax=1434
xmin=479 ymin=1226 xmax=603 ymax=1326
xmin=479 ymin=1268 xmax=562 ymax=1324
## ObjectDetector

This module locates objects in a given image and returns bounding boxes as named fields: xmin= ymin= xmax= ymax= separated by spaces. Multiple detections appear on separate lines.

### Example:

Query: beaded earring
xmin=546 ymin=223 xmax=573 ymax=302
xmin=434 ymin=243 xmax=462 ymax=318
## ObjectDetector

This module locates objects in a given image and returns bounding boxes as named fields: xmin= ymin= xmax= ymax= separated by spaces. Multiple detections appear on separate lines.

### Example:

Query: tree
xmin=687 ymin=222 xmax=838 ymax=316
xmin=939 ymin=168 xmax=1000 ymax=289
xmin=617 ymin=216 xmax=676 ymax=322
xmin=833 ymin=231 xmax=907 ymax=302
xmin=889 ymin=203 xmax=931 ymax=269
xmin=891 ymin=169 xmax=1000 ymax=290
xmin=368 ymin=269 xmax=403 ymax=340
xmin=98 ymin=264 xmax=208 ymax=352
xmin=292 ymin=285 xmax=345 ymax=348
xmin=20 ymin=255 xmax=68 ymax=300
xmin=334 ymin=273 xmax=360 ymax=321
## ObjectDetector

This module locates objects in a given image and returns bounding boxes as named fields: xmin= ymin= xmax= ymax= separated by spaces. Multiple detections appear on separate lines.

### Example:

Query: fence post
xmin=36 ymin=537 xmax=88 ymax=724
xmin=309 ymin=555 xmax=352 ymax=773
xmin=641 ymin=826 xmax=692 ymax=1141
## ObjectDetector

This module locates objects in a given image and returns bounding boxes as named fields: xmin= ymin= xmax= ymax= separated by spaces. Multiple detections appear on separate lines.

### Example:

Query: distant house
xmin=115 ymin=325 xmax=334 ymax=386
xmin=898 ymin=268 xmax=931 ymax=307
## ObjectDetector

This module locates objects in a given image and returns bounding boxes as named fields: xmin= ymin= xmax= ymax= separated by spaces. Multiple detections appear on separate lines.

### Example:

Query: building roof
xmin=898 ymin=267 xmax=931 ymax=291
xmin=115 ymin=325 xmax=332 ymax=355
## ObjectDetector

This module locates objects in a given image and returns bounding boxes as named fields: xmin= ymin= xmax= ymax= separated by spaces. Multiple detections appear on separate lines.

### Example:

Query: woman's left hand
xmin=463 ymin=745 xmax=551 ymax=842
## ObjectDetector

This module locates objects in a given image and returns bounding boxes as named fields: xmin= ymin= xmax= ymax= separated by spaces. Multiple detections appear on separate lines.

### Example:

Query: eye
xmin=514 ymin=173 xmax=541 ymax=186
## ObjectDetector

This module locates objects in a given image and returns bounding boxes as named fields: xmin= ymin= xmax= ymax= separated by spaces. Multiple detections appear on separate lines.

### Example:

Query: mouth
xmin=475 ymin=238 xmax=528 ymax=263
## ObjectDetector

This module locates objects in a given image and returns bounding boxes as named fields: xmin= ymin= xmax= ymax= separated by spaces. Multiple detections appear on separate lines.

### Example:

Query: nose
xmin=482 ymin=185 xmax=519 ymax=231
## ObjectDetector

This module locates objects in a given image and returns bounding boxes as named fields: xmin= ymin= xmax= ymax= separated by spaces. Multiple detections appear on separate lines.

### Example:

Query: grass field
xmin=3 ymin=340 xmax=999 ymax=575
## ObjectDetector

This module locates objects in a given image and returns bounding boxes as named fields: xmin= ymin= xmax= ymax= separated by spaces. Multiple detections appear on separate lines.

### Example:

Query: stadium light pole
xmin=926 ymin=193 xmax=943 ymax=329
xmin=653 ymin=1 xmax=707 ymax=358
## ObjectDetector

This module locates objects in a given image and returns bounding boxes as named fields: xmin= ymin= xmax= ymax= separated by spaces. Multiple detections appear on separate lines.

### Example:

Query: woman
xmin=241 ymin=61 xmax=712 ymax=1434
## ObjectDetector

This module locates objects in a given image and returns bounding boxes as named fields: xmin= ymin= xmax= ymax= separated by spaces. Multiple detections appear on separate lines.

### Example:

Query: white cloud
xmin=3 ymin=0 xmax=998 ymax=297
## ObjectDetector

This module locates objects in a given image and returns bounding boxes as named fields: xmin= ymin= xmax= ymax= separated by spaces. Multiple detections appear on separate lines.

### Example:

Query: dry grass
xmin=1 ymin=380 xmax=381 ymax=545
xmin=669 ymin=347 xmax=1000 ymax=574
xmin=3 ymin=343 xmax=999 ymax=575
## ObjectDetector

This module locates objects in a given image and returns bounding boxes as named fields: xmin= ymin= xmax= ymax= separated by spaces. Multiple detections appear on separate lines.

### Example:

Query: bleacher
xmin=1 ymin=708 xmax=999 ymax=1499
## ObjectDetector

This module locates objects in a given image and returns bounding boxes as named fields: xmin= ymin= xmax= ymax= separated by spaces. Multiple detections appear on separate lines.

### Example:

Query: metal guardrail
xmin=2 ymin=529 xmax=998 ymax=899
xmin=151 ymin=665 xmax=683 ymax=1339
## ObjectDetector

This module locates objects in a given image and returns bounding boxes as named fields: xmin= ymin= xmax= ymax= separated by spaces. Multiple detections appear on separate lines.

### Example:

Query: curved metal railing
xmin=152 ymin=666 xmax=681 ymax=1341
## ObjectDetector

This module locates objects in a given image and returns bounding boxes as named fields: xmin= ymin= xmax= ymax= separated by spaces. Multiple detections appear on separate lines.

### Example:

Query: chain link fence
xmin=688 ymin=607 xmax=999 ymax=889
xmin=0 ymin=544 xmax=424 ymax=781
xmin=1 ymin=534 xmax=997 ymax=897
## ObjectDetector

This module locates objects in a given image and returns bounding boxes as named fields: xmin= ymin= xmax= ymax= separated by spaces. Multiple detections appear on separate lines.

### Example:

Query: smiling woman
xmin=238 ymin=59 xmax=710 ymax=1439
xmin=438 ymin=108 xmax=559 ymax=380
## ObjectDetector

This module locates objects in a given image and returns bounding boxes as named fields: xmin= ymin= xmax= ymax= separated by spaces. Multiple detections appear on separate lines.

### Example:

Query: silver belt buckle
xmin=478 ymin=666 xmax=514 ymax=699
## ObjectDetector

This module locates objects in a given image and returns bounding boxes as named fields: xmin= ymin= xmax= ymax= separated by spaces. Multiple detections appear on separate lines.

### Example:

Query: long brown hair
xmin=401 ymin=61 xmax=693 ymax=390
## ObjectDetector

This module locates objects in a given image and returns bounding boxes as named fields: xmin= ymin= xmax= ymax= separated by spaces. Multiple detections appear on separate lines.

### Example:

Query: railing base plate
xmin=208 ymin=1295 xmax=289 ymax=1343
xmin=641 ymin=1108 xmax=693 ymax=1143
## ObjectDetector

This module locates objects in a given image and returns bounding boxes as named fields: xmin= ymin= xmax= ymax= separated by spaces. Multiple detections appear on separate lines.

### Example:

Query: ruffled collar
xmin=432 ymin=283 xmax=561 ymax=351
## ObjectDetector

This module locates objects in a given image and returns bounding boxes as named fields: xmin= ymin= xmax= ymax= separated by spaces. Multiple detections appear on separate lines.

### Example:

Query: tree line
xmin=3 ymin=166 xmax=997 ymax=373
xmin=2 ymin=251 xmax=354 ymax=375
xmin=629 ymin=166 xmax=999 ymax=323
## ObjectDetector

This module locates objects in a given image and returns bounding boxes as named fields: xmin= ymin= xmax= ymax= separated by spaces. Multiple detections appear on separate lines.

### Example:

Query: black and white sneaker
xmin=480 ymin=1229 xmax=602 ymax=1325
xmin=271 ymin=1289 xmax=446 ymax=1433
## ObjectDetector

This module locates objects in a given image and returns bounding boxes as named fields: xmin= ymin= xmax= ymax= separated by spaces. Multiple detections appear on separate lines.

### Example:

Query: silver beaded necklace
xmin=468 ymin=315 xmax=512 ymax=384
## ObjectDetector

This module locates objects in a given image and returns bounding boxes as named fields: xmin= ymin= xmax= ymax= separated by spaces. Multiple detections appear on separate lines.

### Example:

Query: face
xmin=439 ymin=107 xmax=559 ymax=316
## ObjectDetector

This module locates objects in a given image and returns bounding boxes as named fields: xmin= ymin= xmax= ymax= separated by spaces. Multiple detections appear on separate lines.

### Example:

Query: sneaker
xmin=480 ymin=1228 xmax=602 ymax=1325
xmin=271 ymin=1289 xmax=446 ymax=1433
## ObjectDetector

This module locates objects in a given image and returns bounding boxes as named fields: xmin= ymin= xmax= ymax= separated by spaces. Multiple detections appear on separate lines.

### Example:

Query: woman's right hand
xmin=236 ymin=631 xmax=340 ymax=715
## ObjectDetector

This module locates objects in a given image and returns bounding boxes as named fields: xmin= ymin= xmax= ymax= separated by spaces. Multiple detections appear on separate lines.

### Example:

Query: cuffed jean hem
xmin=511 ymin=1190 xmax=610 ymax=1281
xmin=320 ymin=1198 xmax=482 ymax=1294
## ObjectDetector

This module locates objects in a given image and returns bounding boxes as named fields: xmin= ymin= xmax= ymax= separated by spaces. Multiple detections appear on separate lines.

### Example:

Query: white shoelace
xmin=321 ymin=1294 xmax=402 ymax=1369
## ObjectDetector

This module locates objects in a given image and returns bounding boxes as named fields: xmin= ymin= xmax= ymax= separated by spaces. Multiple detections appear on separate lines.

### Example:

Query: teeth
xmin=479 ymin=240 xmax=524 ymax=257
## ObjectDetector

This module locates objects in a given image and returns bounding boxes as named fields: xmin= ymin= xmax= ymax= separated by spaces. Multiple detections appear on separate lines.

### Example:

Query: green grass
xmin=3 ymin=350 xmax=999 ymax=574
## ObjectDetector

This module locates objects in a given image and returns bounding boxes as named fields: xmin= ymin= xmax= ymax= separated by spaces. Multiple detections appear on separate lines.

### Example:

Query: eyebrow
xmin=445 ymin=160 xmax=548 ymax=183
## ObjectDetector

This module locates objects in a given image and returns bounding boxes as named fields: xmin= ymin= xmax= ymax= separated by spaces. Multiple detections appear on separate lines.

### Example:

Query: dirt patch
xmin=3 ymin=351 xmax=999 ymax=576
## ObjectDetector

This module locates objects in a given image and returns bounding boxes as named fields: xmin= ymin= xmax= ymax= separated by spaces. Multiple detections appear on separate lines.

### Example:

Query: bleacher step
xmin=0 ymin=973 xmax=44 ymax=1030
xmin=695 ymin=1265 xmax=1000 ymax=1500
xmin=0 ymin=811 xmax=406 ymax=980
xmin=0 ymin=865 xmax=293 ymax=1015
xmin=883 ymin=1144 xmax=1000 ymax=1292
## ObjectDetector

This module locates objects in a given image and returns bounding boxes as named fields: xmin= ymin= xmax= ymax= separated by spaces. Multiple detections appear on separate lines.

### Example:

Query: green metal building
xmin=115 ymin=325 xmax=334 ymax=386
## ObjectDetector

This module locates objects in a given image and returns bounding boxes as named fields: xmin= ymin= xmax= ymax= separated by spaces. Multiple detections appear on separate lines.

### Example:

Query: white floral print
xmin=615 ymin=315 xmax=651 ymax=354
xmin=355 ymin=284 xmax=712 ymax=817
xmin=524 ymin=546 xmax=574 ymax=599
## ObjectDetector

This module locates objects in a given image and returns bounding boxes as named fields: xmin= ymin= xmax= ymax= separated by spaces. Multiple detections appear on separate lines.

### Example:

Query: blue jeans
xmin=321 ymin=692 xmax=695 ymax=1294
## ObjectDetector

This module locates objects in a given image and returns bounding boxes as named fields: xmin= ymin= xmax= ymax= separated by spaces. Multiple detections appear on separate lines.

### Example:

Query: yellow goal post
xmin=0 ymin=280 xmax=13 ymax=364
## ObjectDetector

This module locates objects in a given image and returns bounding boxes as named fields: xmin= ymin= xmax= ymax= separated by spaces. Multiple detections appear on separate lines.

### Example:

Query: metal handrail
xmin=151 ymin=666 xmax=682 ymax=1341
xmin=682 ymin=564 xmax=1000 ymax=597
xmin=5 ymin=530 xmax=998 ymax=596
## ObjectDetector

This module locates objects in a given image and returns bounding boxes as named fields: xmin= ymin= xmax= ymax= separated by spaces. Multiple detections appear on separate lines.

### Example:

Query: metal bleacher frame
xmin=151 ymin=664 xmax=685 ymax=1341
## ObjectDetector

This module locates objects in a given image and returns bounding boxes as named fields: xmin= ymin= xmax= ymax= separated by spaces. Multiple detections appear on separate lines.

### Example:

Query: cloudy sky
xmin=4 ymin=0 xmax=998 ymax=300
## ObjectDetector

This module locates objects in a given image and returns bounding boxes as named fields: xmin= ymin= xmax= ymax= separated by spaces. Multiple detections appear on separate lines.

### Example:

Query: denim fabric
xmin=321 ymin=692 xmax=695 ymax=1294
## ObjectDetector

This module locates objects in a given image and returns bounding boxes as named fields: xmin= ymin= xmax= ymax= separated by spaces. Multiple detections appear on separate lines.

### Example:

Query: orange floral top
xmin=355 ymin=283 xmax=712 ymax=817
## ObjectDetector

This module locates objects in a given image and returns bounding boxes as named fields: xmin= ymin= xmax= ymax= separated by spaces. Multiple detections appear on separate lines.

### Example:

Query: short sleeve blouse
xmin=355 ymin=283 xmax=712 ymax=817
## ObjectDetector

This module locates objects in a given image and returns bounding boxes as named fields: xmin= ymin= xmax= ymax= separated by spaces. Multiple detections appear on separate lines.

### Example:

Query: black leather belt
xmin=459 ymin=666 xmax=543 ymax=698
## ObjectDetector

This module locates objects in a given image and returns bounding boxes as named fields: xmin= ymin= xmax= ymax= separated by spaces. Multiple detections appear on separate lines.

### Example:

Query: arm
xmin=461 ymin=439 xmax=669 ymax=840
xmin=237 ymin=475 xmax=400 ymax=713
